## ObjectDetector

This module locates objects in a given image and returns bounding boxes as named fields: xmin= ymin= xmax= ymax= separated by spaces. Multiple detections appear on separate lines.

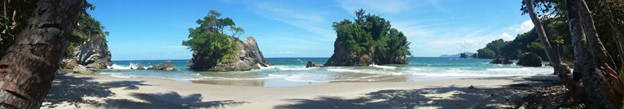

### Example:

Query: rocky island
xmin=325 ymin=9 xmax=411 ymax=66
xmin=183 ymin=10 xmax=270 ymax=71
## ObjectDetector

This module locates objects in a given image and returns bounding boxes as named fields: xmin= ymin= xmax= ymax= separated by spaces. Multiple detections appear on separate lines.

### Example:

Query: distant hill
xmin=439 ymin=52 xmax=475 ymax=57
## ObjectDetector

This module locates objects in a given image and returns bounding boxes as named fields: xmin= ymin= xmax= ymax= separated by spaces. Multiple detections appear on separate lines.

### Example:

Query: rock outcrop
xmin=131 ymin=64 xmax=145 ymax=70
xmin=305 ymin=61 xmax=322 ymax=68
xmin=148 ymin=61 xmax=177 ymax=71
xmin=61 ymin=59 xmax=79 ymax=69
xmin=72 ymin=65 xmax=93 ymax=74
xmin=460 ymin=53 xmax=468 ymax=58
xmin=61 ymin=33 xmax=112 ymax=69
xmin=516 ymin=53 xmax=543 ymax=67
xmin=72 ymin=33 xmax=112 ymax=69
xmin=324 ymin=43 xmax=407 ymax=66
xmin=490 ymin=57 xmax=513 ymax=64
xmin=189 ymin=37 xmax=270 ymax=71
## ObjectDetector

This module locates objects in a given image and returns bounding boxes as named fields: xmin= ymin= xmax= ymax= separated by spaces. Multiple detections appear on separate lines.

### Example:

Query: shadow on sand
xmin=100 ymin=92 xmax=247 ymax=109
xmin=44 ymin=73 xmax=246 ymax=109
xmin=275 ymin=75 xmax=564 ymax=109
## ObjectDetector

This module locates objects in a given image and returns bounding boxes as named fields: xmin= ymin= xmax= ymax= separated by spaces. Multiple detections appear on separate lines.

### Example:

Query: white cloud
xmin=336 ymin=0 xmax=415 ymax=14
xmin=391 ymin=19 xmax=450 ymax=38
xmin=514 ymin=19 xmax=534 ymax=33
xmin=500 ymin=32 xmax=514 ymax=41
xmin=249 ymin=2 xmax=335 ymax=39
xmin=336 ymin=0 xmax=451 ymax=15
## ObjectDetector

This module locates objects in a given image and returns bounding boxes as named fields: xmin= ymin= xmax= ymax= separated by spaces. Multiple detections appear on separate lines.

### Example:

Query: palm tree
xmin=523 ymin=0 xmax=572 ymax=82
xmin=0 ymin=0 xmax=84 ymax=108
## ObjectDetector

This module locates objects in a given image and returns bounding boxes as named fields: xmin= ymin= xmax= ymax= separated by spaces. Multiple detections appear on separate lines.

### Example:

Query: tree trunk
xmin=598 ymin=0 xmax=624 ymax=69
xmin=566 ymin=0 xmax=618 ymax=108
xmin=523 ymin=0 xmax=573 ymax=84
xmin=576 ymin=0 xmax=618 ymax=69
xmin=0 ymin=0 xmax=83 ymax=108
xmin=2 ymin=0 xmax=6 ymax=17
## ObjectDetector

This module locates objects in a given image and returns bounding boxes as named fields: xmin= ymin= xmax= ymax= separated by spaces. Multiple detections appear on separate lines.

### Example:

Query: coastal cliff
xmin=61 ymin=8 xmax=112 ymax=69
xmin=73 ymin=33 xmax=112 ymax=69
xmin=62 ymin=33 xmax=112 ymax=69
xmin=189 ymin=37 xmax=269 ymax=71
xmin=325 ymin=9 xmax=410 ymax=66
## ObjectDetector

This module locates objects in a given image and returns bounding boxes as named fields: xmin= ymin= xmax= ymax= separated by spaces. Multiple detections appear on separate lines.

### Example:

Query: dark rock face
xmin=189 ymin=37 xmax=270 ymax=71
xmin=460 ymin=53 xmax=468 ymax=58
xmin=148 ymin=61 xmax=177 ymax=71
xmin=305 ymin=61 xmax=322 ymax=68
xmin=72 ymin=33 xmax=112 ymax=69
xmin=324 ymin=43 xmax=407 ymax=66
xmin=490 ymin=57 xmax=513 ymax=64
xmin=517 ymin=53 xmax=543 ymax=67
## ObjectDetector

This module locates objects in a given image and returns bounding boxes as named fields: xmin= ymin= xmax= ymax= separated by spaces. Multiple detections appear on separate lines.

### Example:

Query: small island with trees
xmin=182 ymin=10 xmax=270 ymax=71
xmin=325 ymin=9 xmax=411 ymax=66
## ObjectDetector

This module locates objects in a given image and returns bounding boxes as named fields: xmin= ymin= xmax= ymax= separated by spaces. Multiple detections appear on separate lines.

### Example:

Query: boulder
xmin=490 ymin=57 xmax=513 ymax=64
xmin=189 ymin=37 xmax=271 ymax=71
xmin=131 ymin=64 xmax=145 ymax=70
xmin=460 ymin=53 xmax=468 ymax=58
xmin=305 ymin=61 xmax=322 ymax=68
xmin=61 ymin=59 xmax=79 ymax=69
xmin=148 ymin=61 xmax=177 ymax=71
xmin=516 ymin=53 xmax=543 ymax=67
xmin=72 ymin=65 xmax=93 ymax=74
xmin=72 ymin=33 xmax=112 ymax=69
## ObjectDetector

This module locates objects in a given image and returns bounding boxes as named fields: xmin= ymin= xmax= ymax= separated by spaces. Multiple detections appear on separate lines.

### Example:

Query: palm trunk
xmin=566 ymin=0 xmax=618 ymax=108
xmin=523 ymin=0 xmax=572 ymax=81
xmin=576 ymin=0 xmax=618 ymax=69
xmin=0 ymin=0 xmax=83 ymax=108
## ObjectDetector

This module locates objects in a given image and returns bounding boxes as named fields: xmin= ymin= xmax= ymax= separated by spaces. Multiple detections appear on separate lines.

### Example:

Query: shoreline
xmin=42 ymin=71 xmax=560 ymax=109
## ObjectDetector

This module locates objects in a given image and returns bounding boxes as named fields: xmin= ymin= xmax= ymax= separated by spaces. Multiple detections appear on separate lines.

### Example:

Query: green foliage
xmin=476 ymin=18 xmax=571 ymax=61
xmin=521 ymin=0 xmax=624 ymax=65
xmin=183 ymin=10 xmax=241 ymax=64
xmin=332 ymin=9 xmax=411 ymax=57
xmin=477 ymin=49 xmax=496 ymax=58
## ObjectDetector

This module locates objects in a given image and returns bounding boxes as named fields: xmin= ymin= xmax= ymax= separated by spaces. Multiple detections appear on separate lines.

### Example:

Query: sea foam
xmin=369 ymin=64 xmax=397 ymax=69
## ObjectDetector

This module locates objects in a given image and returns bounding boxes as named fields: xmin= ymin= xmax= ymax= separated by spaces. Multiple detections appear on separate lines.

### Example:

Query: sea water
xmin=100 ymin=57 xmax=553 ymax=87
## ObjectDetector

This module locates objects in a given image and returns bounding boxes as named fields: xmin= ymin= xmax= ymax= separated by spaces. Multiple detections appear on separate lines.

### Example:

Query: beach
xmin=42 ymin=71 xmax=560 ymax=109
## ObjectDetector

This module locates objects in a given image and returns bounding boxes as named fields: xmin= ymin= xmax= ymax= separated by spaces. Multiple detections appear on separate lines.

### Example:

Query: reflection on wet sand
xmin=192 ymin=79 xmax=264 ymax=87
xmin=191 ymin=75 xmax=409 ymax=87
xmin=331 ymin=75 xmax=408 ymax=83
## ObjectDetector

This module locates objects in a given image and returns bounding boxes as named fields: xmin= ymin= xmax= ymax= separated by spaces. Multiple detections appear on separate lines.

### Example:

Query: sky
xmin=87 ymin=0 xmax=535 ymax=60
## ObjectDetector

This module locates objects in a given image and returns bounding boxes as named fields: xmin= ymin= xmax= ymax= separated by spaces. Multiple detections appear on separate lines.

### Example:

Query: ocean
xmin=101 ymin=57 xmax=553 ymax=87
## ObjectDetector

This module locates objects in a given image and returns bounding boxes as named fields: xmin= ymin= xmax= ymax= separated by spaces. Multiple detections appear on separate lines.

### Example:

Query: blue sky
xmin=88 ymin=0 xmax=535 ymax=60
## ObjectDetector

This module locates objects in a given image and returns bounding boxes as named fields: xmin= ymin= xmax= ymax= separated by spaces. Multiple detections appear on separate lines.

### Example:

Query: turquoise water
xmin=100 ymin=57 xmax=553 ymax=87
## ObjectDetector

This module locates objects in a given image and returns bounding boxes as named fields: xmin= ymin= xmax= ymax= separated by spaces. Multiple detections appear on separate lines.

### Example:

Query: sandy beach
xmin=40 ymin=71 xmax=561 ymax=109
